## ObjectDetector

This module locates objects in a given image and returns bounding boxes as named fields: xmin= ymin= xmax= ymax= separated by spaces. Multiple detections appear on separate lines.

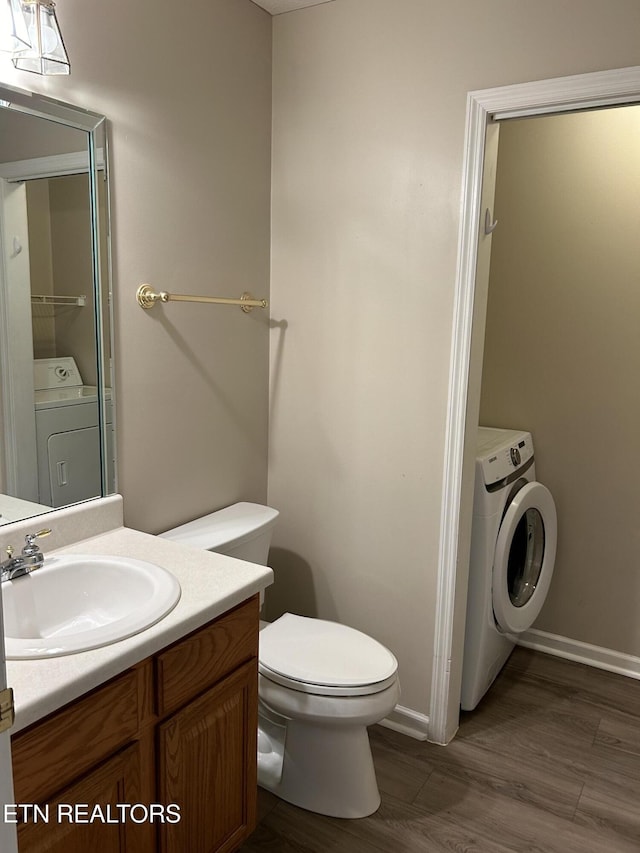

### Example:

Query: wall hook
xmin=484 ymin=208 xmax=498 ymax=235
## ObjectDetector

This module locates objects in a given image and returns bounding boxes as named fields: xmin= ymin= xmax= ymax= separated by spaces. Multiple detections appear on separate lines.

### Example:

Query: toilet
xmin=160 ymin=502 xmax=400 ymax=819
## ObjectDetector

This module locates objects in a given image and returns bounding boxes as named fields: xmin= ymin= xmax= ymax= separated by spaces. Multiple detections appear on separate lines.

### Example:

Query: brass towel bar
xmin=136 ymin=284 xmax=268 ymax=313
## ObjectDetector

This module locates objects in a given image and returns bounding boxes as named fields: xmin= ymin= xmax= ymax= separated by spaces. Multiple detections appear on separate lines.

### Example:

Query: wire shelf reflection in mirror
xmin=31 ymin=294 xmax=86 ymax=307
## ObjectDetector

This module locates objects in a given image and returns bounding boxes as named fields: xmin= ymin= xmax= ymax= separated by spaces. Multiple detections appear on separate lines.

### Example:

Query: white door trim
xmin=0 ymin=179 xmax=38 ymax=502
xmin=429 ymin=64 xmax=640 ymax=745
xmin=0 ymin=148 xmax=105 ymax=182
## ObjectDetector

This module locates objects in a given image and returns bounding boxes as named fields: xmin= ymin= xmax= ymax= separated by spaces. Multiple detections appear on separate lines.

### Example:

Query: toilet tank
xmin=159 ymin=502 xmax=279 ymax=565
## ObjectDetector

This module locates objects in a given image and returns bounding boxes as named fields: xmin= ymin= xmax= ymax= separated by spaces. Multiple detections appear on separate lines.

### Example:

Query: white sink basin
xmin=2 ymin=554 xmax=181 ymax=659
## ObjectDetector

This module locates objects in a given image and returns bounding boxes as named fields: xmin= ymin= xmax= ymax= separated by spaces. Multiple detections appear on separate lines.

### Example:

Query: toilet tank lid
xmin=159 ymin=502 xmax=279 ymax=551
xmin=259 ymin=613 xmax=398 ymax=688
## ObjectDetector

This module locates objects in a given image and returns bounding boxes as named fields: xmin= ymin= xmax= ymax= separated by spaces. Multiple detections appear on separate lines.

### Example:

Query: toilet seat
xmin=259 ymin=613 xmax=398 ymax=697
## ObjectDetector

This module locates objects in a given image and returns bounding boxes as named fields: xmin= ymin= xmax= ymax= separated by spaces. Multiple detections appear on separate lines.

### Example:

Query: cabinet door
xmin=18 ymin=743 xmax=154 ymax=853
xmin=157 ymin=660 xmax=258 ymax=853
xmin=46 ymin=426 xmax=101 ymax=507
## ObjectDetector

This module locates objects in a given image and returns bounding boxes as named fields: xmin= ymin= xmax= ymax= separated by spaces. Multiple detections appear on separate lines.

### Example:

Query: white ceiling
xmin=249 ymin=0 xmax=335 ymax=15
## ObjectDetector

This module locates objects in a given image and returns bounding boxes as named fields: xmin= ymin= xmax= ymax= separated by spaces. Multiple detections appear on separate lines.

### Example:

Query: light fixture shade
xmin=12 ymin=1 xmax=69 ymax=75
xmin=0 ymin=0 xmax=31 ymax=53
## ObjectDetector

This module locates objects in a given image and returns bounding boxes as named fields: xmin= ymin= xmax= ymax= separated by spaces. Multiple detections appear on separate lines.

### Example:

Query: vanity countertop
xmin=5 ymin=525 xmax=273 ymax=734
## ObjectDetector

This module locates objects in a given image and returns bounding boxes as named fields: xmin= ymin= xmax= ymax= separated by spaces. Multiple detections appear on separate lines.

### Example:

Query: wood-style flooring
xmin=240 ymin=647 xmax=640 ymax=852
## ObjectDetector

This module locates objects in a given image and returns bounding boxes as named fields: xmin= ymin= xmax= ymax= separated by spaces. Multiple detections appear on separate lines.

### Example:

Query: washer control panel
xmin=477 ymin=428 xmax=534 ymax=486
xmin=34 ymin=357 xmax=83 ymax=392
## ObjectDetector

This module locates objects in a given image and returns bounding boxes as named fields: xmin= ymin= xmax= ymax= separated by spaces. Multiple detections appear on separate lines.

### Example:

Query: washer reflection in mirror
xmin=0 ymin=86 xmax=114 ymax=526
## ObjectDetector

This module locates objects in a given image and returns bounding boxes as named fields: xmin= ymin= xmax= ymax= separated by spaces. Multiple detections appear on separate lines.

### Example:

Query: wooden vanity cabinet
xmin=11 ymin=595 xmax=259 ymax=853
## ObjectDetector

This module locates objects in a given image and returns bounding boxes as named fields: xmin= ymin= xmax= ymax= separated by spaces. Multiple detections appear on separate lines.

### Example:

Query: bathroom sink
xmin=2 ymin=554 xmax=181 ymax=659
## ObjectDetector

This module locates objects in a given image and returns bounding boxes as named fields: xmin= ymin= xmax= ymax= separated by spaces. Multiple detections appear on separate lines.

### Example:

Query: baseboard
xmin=378 ymin=704 xmax=430 ymax=741
xmin=517 ymin=628 xmax=640 ymax=681
xmin=383 ymin=634 xmax=640 ymax=747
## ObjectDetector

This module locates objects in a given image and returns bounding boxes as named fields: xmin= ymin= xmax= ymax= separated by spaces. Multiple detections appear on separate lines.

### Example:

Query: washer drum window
xmin=492 ymin=482 xmax=557 ymax=635
xmin=508 ymin=507 xmax=545 ymax=608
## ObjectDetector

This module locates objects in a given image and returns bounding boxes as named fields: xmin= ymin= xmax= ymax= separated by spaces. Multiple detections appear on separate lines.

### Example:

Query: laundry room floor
xmin=240 ymin=647 xmax=640 ymax=852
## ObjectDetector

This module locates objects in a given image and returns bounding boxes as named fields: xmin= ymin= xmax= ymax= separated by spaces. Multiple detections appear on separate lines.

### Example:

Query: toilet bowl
xmin=160 ymin=502 xmax=400 ymax=819
xmin=258 ymin=611 xmax=399 ymax=817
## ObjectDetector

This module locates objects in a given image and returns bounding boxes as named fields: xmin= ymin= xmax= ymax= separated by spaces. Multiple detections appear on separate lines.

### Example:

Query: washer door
xmin=492 ymin=481 xmax=557 ymax=634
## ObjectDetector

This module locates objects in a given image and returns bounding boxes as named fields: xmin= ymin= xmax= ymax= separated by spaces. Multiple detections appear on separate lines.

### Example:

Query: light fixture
xmin=12 ymin=1 xmax=69 ymax=75
xmin=0 ymin=0 xmax=31 ymax=54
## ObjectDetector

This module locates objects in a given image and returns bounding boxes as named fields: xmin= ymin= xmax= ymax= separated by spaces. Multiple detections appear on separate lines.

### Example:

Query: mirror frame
xmin=0 ymin=82 xmax=114 ymax=516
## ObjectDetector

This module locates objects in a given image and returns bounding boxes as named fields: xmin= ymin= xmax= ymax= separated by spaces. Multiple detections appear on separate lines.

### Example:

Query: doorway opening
xmin=430 ymin=65 xmax=640 ymax=746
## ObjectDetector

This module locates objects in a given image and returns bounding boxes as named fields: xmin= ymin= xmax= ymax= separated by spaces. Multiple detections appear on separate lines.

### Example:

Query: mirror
xmin=0 ymin=84 xmax=114 ymax=526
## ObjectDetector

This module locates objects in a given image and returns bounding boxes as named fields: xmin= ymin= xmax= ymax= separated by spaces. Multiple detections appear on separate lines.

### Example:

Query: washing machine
xmin=460 ymin=427 xmax=557 ymax=711
xmin=34 ymin=357 xmax=113 ymax=507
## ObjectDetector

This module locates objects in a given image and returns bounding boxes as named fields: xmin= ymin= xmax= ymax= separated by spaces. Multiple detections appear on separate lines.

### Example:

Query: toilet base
xmin=256 ymin=676 xmax=400 ymax=819
xmin=258 ymin=716 xmax=381 ymax=819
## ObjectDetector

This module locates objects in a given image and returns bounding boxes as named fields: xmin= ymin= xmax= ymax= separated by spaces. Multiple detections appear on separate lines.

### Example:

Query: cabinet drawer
xmin=12 ymin=667 xmax=142 ymax=804
xmin=17 ymin=742 xmax=154 ymax=853
xmin=156 ymin=596 xmax=258 ymax=717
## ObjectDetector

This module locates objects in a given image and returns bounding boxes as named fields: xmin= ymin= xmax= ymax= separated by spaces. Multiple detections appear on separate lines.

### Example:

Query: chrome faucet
xmin=0 ymin=529 xmax=52 ymax=583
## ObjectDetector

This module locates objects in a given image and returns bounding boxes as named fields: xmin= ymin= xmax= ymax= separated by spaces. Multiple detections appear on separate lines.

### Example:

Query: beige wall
xmin=268 ymin=0 xmax=640 ymax=719
xmin=28 ymin=175 xmax=98 ymax=383
xmin=0 ymin=109 xmax=83 ymax=162
xmin=0 ymin=0 xmax=273 ymax=533
xmin=480 ymin=106 xmax=640 ymax=657
xmin=26 ymin=180 xmax=56 ymax=357
xmin=49 ymin=174 xmax=97 ymax=385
